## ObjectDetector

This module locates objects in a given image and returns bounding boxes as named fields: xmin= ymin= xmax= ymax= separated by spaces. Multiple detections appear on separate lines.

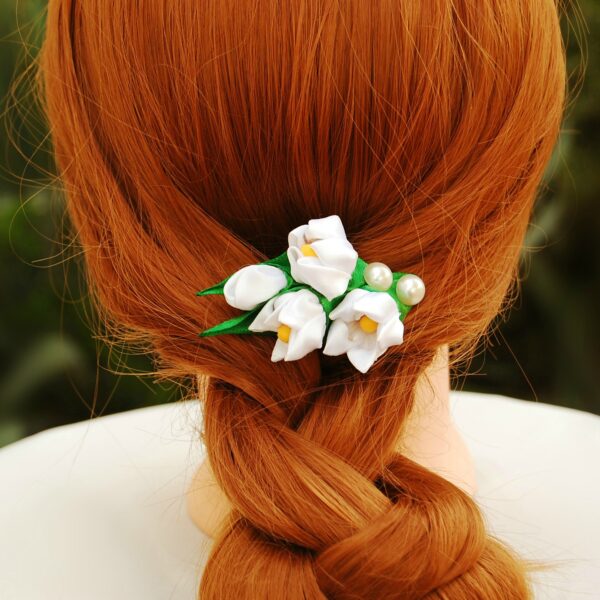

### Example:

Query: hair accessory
xmin=196 ymin=215 xmax=425 ymax=373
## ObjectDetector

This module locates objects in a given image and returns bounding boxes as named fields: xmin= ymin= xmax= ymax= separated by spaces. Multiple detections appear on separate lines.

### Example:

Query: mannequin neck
xmin=186 ymin=345 xmax=477 ymax=539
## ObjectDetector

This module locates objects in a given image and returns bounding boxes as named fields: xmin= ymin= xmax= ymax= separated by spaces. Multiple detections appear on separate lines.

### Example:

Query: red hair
xmin=39 ymin=1 xmax=566 ymax=597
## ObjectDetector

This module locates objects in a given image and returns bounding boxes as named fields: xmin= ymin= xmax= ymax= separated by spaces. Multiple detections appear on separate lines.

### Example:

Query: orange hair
xmin=39 ymin=1 xmax=566 ymax=597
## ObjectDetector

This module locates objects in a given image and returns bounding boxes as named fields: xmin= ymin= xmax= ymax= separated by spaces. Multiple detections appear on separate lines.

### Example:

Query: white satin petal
xmin=271 ymin=338 xmax=288 ymax=362
xmin=224 ymin=265 xmax=287 ymax=311
xmin=347 ymin=341 xmax=380 ymax=374
xmin=329 ymin=289 xmax=368 ymax=321
xmin=285 ymin=314 xmax=325 ymax=361
xmin=248 ymin=296 xmax=277 ymax=332
xmin=353 ymin=292 xmax=398 ymax=322
xmin=279 ymin=291 xmax=323 ymax=330
xmin=310 ymin=238 xmax=358 ymax=273
xmin=286 ymin=246 xmax=307 ymax=282
xmin=305 ymin=215 xmax=347 ymax=241
xmin=322 ymin=320 xmax=352 ymax=356
xmin=304 ymin=314 xmax=327 ymax=350
xmin=377 ymin=316 xmax=404 ymax=347
xmin=287 ymin=246 xmax=319 ymax=279
xmin=292 ymin=258 xmax=352 ymax=300
xmin=303 ymin=267 xmax=351 ymax=300
xmin=346 ymin=320 xmax=370 ymax=346
xmin=288 ymin=224 xmax=309 ymax=248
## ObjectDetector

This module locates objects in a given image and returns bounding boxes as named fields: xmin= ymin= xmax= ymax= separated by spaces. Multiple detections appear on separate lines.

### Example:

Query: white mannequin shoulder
xmin=0 ymin=393 xmax=598 ymax=599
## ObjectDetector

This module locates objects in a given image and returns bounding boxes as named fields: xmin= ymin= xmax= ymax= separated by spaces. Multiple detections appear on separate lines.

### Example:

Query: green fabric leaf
xmin=263 ymin=251 xmax=292 ymax=274
xmin=195 ymin=273 xmax=232 ymax=297
xmin=199 ymin=305 xmax=266 ymax=337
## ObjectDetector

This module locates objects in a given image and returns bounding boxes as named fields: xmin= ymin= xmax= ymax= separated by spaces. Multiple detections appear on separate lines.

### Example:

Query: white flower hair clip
xmin=196 ymin=215 xmax=425 ymax=373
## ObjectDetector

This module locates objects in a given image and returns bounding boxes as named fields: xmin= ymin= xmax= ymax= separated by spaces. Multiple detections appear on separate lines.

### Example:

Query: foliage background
xmin=0 ymin=1 xmax=598 ymax=447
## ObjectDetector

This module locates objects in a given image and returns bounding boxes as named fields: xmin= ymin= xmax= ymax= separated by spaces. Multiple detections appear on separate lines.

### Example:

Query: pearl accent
xmin=396 ymin=274 xmax=425 ymax=306
xmin=277 ymin=324 xmax=291 ymax=342
xmin=364 ymin=262 xmax=393 ymax=291
xmin=300 ymin=244 xmax=317 ymax=257
xmin=358 ymin=315 xmax=378 ymax=333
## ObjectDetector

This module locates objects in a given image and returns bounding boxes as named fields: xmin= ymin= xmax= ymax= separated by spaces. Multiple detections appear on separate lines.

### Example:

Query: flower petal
xmin=377 ymin=316 xmax=404 ymax=348
xmin=285 ymin=313 xmax=326 ymax=361
xmin=291 ymin=257 xmax=352 ymax=300
xmin=248 ymin=296 xmax=280 ymax=332
xmin=305 ymin=215 xmax=347 ymax=241
xmin=346 ymin=319 xmax=371 ymax=346
xmin=323 ymin=319 xmax=353 ymax=356
xmin=271 ymin=338 xmax=288 ymax=362
xmin=276 ymin=289 xmax=319 ymax=329
xmin=329 ymin=289 xmax=369 ymax=322
xmin=347 ymin=337 xmax=380 ymax=373
xmin=288 ymin=224 xmax=309 ymax=248
xmin=310 ymin=238 xmax=358 ymax=273
xmin=224 ymin=265 xmax=287 ymax=311
xmin=353 ymin=292 xmax=399 ymax=323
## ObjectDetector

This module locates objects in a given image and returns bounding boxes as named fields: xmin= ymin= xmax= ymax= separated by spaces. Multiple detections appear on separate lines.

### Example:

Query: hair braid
xmin=199 ymin=346 xmax=534 ymax=599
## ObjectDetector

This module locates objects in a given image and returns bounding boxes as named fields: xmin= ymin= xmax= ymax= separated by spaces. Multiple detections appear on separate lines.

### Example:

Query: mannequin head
xmin=39 ymin=1 xmax=565 ymax=597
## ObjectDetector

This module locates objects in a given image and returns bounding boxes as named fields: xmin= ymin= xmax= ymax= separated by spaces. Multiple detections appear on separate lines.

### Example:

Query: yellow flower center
xmin=277 ymin=324 xmax=291 ymax=343
xmin=358 ymin=315 xmax=378 ymax=334
xmin=300 ymin=243 xmax=317 ymax=257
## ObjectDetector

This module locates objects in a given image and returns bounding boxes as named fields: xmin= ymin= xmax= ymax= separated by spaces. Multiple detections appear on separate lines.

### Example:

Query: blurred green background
xmin=1 ymin=2 xmax=598 ymax=448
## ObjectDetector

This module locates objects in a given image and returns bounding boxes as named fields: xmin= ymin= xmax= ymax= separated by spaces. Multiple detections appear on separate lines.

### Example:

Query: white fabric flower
xmin=287 ymin=215 xmax=358 ymax=301
xmin=248 ymin=289 xmax=326 ymax=362
xmin=323 ymin=289 xmax=404 ymax=373
xmin=223 ymin=265 xmax=287 ymax=311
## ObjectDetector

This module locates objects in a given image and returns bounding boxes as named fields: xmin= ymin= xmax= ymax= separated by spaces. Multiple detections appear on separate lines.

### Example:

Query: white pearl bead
xmin=364 ymin=262 xmax=393 ymax=291
xmin=396 ymin=274 xmax=425 ymax=306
